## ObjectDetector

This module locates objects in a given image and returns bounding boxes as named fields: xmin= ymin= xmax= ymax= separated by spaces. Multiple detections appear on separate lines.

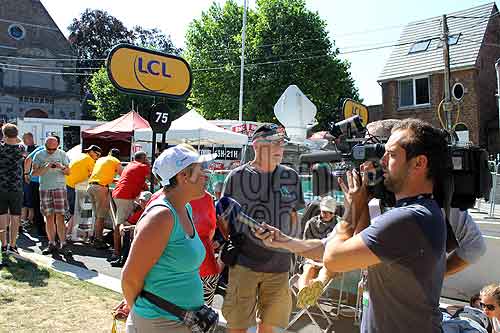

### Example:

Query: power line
xmin=0 ymin=62 xmax=102 ymax=71
xmin=0 ymin=67 xmax=93 ymax=76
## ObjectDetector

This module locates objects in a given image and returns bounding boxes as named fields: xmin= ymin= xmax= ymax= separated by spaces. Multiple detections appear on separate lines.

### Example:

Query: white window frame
xmin=398 ymin=75 xmax=431 ymax=109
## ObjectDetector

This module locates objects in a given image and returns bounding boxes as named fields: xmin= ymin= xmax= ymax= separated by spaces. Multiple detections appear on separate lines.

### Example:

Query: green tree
xmin=88 ymin=67 xmax=187 ymax=121
xmin=185 ymin=0 xmax=359 ymax=129
xmin=70 ymin=9 xmax=183 ymax=120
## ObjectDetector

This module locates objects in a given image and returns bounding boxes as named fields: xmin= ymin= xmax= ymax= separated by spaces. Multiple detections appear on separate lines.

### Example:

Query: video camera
xmin=300 ymin=115 xmax=492 ymax=210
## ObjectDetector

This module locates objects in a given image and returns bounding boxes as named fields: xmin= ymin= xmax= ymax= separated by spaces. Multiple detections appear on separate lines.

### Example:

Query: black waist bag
xmin=220 ymin=233 xmax=245 ymax=266
xmin=140 ymin=290 xmax=218 ymax=333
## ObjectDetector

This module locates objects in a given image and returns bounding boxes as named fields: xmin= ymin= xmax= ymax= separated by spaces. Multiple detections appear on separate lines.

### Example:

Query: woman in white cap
xmin=296 ymin=195 xmax=340 ymax=308
xmin=122 ymin=144 xmax=216 ymax=333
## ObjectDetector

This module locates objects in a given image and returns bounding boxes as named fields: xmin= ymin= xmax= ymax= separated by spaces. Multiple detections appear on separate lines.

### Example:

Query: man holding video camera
xmin=256 ymin=118 xmax=450 ymax=333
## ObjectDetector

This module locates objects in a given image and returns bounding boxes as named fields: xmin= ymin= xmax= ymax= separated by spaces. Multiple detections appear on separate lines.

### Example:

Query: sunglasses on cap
xmin=480 ymin=302 xmax=496 ymax=311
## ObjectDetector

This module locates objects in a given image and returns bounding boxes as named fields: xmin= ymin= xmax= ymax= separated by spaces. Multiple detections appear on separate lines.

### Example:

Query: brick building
xmin=378 ymin=3 xmax=500 ymax=153
xmin=0 ymin=0 xmax=81 ymax=122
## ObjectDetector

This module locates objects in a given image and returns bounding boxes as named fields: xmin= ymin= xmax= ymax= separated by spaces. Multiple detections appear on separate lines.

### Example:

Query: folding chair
xmin=287 ymin=274 xmax=335 ymax=333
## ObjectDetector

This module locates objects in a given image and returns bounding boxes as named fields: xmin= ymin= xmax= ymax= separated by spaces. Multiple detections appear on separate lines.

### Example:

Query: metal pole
xmin=495 ymin=59 xmax=500 ymax=129
xmin=238 ymin=0 xmax=248 ymax=122
xmin=489 ymin=163 xmax=499 ymax=217
xmin=441 ymin=14 xmax=452 ymax=130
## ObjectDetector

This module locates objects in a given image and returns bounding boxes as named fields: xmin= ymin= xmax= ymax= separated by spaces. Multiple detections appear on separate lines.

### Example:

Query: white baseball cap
xmin=153 ymin=145 xmax=217 ymax=186
xmin=319 ymin=196 xmax=337 ymax=213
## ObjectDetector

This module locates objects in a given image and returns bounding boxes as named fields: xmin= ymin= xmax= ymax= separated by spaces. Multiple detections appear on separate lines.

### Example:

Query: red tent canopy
xmin=82 ymin=111 xmax=150 ymax=141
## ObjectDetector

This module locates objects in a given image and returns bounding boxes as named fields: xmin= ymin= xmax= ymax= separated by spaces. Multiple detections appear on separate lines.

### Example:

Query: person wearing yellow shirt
xmin=87 ymin=148 xmax=123 ymax=249
xmin=65 ymin=145 xmax=102 ymax=240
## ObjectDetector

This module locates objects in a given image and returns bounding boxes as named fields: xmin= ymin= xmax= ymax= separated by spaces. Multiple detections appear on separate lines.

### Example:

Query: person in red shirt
xmin=190 ymin=190 xmax=220 ymax=306
xmin=111 ymin=151 xmax=150 ymax=261
xmin=110 ymin=191 xmax=152 ymax=267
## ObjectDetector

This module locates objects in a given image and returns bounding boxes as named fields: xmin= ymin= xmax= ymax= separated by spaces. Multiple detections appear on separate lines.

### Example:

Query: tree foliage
xmin=69 ymin=9 xmax=182 ymax=120
xmin=185 ymin=0 xmax=359 ymax=129
xmin=88 ymin=68 xmax=187 ymax=121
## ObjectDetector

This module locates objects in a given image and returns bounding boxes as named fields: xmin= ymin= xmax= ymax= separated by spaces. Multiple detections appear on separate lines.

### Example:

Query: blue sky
xmin=42 ymin=0 xmax=492 ymax=106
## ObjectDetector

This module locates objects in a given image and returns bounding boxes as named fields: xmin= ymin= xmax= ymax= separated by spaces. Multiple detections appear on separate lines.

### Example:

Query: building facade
xmin=378 ymin=3 xmax=500 ymax=153
xmin=0 ymin=0 xmax=81 ymax=122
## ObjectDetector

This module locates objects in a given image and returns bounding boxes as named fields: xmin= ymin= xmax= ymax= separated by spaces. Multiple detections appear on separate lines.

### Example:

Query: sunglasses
xmin=480 ymin=302 xmax=496 ymax=311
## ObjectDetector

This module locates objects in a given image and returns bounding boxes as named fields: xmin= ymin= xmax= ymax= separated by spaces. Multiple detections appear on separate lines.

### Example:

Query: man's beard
xmin=383 ymin=169 xmax=407 ymax=193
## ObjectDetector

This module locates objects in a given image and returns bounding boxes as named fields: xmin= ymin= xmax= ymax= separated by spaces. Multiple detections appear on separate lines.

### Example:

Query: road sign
xmin=150 ymin=103 xmax=172 ymax=133
xmin=107 ymin=44 xmax=192 ymax=99
xmin=343 ymin=99 xmax=369 ymax=126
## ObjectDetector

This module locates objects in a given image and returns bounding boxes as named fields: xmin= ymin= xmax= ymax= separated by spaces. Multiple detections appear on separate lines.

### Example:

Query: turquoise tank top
xmin=133 ymin=197 xmax=206 ymax=321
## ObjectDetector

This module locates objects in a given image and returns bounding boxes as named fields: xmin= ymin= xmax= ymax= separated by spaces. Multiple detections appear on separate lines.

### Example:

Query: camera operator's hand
xmin=338 ymin=163 xmax=370 ymax=227
xmin=254 ymin=223 xmax=290 ymax=249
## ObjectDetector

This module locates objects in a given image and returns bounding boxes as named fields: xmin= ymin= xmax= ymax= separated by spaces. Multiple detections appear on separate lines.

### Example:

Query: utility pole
xmin=238 ymin=0 xmax=248 ymax=122
xmin=441 ymin=14 xmax=453 ymax=131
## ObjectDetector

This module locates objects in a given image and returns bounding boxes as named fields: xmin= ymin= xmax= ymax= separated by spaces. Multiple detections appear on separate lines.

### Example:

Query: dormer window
xmin=437 ymin=34 xmax=460 ymax=48
xmin=409 ymin=39 xmax=431 ymax=54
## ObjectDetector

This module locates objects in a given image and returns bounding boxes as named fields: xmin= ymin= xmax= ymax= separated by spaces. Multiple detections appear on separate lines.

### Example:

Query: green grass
xmin=0 ymin=256 xmax=123 ymax=333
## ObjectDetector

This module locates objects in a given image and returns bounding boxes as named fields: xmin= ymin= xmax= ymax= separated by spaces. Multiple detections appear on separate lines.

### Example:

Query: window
xmin=399 ymin=77 xmax=430 ymax=107
xmin=409 ymin=39 xmax=431 ymax=54
xmin=8 ymin=24 xmax=26 ymax=41
xmin=437 ymin=34 xmax=460 ymax=48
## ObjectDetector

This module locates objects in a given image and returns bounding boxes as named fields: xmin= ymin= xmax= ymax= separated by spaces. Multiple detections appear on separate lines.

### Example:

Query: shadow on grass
xmin=1 ymin=256 xmax=49 ymax=287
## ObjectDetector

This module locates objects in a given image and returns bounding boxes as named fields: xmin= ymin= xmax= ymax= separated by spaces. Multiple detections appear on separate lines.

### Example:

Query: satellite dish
xmin=274 ymin=85 xmax=317 ymax=142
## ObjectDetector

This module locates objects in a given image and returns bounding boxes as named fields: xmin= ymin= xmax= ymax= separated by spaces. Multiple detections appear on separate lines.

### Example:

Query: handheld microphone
xmin=216 ymin=196 xmax=267 ymax=231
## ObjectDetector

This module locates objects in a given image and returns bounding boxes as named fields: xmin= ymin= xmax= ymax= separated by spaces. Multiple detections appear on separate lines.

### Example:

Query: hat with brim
xmin=153 ymin=145 xmax=217 ymax=186
xmin=83 ymin=145 xmax=103 ymax=154
xmin=252 ymin=124 xmax=289 ymax=142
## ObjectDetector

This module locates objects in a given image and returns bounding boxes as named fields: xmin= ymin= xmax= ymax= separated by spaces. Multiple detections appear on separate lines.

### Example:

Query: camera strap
xmin=140 ymin=290 xmax=187 ymax=320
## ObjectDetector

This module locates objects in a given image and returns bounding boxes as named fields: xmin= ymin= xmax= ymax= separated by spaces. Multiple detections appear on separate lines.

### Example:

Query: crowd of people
xmin=1 ymin=119 xmax=500 ymax=333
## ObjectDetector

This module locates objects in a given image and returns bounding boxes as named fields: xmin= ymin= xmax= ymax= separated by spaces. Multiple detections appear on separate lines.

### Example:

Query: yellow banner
xmin=107 ymin=44 xmax=192 ymax=99
xmin=343 ymin=99 xmax=369 ymax=126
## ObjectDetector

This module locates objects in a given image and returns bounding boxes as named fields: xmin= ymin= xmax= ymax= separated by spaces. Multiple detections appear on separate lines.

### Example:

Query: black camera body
xmin=300 ymin=117 xmax=492 ymax=210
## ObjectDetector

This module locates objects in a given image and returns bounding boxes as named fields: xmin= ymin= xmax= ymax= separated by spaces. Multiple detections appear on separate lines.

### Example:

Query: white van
xmin=16 ymin=117 xmax=104 ymax=151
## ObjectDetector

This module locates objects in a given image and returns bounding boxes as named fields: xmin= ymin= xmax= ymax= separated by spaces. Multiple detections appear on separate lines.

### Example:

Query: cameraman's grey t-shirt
xmin=222 ymin=163 xmax=304 ymax=273
xmin=359 ymin=196 xmax=446 ymax=333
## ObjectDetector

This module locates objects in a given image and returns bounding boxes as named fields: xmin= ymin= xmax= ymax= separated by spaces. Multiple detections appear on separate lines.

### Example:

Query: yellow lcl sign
xmin=107 ymin=44 xmax=192 ymax=99
xmin=343 ymin=99 xmax=369 ymax=126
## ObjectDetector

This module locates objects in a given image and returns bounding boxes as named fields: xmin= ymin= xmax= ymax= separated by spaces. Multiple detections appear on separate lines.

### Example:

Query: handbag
xmin=140 ymin=290 xmax=219 ymax=333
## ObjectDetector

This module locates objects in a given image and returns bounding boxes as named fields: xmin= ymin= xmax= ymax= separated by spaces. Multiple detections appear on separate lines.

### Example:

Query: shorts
xmin=23 ymin=182 xmax=33 ymax=208
xmin=66 ymin=186 xmax=76 ymax=215
xmin=222 ymin=264 xmax=292 ymax=329
xmin=113 ymin=198 xmax=135 ymax=226
xmin=87 ymin=184 xmax=110 ymax=219
xmin=39 ymin=188 xmax=68 ymax=216
xmin=126 ymin=309 xmax=189 ymax=333
xmin=0 ymin=191 xmax=23 ymax=215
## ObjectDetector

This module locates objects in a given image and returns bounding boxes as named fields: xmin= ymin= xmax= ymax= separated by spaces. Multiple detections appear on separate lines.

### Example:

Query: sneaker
xmin=1 ymin=246 xmax=8 ymax=254
xmin=8 ymin=246 xmax=19 ymax=255
xmin=296 ymin=280 xmax=324 ymax=309
xmin=42 ymin=244 xmax=57 ymax=255
xmin=93 ymin=238 xmax=109 ymax=250
xmin=110 ymin=257 xmax=125 ymax=267
xmin=107 ymin=253 xmax=121 ymax=262
xmin=59 ymin=244 xmax=72 ymax=256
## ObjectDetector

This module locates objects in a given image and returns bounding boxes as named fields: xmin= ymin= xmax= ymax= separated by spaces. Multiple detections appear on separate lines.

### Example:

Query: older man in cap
xmin=220 ymin=123 xmax=304 ymax=333
xmin=65 ymin=145 xmax=102 ymax=239
xmin=32 ymin=136 xmax=71 ymax=255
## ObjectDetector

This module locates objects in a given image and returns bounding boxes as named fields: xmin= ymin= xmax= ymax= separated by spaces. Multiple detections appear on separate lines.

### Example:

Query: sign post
xmin=106 ymin=44 xmax=192 ymax=191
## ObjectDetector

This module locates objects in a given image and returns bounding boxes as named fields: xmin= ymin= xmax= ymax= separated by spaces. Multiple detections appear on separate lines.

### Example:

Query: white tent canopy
xmin=134 ymin=109 xmax=248 ymax=146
